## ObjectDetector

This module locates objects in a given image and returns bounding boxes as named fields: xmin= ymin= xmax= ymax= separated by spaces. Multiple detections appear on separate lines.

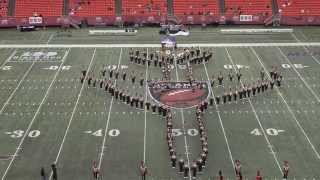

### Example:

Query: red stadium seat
xmin=69 ymin=0 xmax=115 ymax=16
xmin=224 ymin=0 xmax=272 ymax=17
xmin=15 ymin=0 xmax=63 ymax=17
xmin=122 ymin=0 xmax=167 ymax=16
xmin=0 ymin=0 xmax=8 ymax=17
xmin=278 ymin=0 xmax=320 ymax=16
xmin=173 ymin=0 xmax=219 ymax=16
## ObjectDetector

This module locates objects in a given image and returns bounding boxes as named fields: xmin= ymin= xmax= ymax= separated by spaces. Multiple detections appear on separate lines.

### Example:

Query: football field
xmin=0 ymin=27 xmax=320 ymax=180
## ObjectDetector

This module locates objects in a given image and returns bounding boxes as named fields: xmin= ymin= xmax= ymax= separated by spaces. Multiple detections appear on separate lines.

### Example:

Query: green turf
xmin=0 ymin=27 xmax=320 ymax=180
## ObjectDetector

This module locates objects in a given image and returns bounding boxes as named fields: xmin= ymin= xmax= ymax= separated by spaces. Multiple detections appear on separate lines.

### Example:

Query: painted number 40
xmin=251 ymin=128 xmax=284 ymax=136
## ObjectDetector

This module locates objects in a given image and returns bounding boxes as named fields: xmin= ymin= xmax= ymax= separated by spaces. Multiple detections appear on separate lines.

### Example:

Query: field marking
xmin=0 ymin=62 xmax=35 ymax=114
xmin=0 ymin=50 xmax=17 ymax=69
xmin=46 ymin=33 xmax=54 ymax=44
xmin=174 ymin=52 xmax=192 ymax=180
xmin=225 ymin=48 xmax=282 ymax=172
xmin=143 ymin=48 xmax=149 ymax=162
xmin=278 ymin=47 xmax=320 ymax=103
xmin=2 ymin=42 xmax=320 ymax=48
xmin=98 ymin=48 xmax=123 ymax=169
xmin=291 ymin=32 xmax=320 ymax=65
xmin=48 ymin=48 xmax=96 ymax=180
xmin=291 ymin=32 xmax=301 ymax=43
xmin=200 ymin=49 xmax=236 ymax=171
xmin=1 ymin=48 xmax=70 ymax=180
xmin=250 ymin=47 xmax=320 ymax=160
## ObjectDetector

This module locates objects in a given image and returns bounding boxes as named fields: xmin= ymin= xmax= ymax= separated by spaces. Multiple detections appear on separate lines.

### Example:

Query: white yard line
xmin=2 ymin=42 xmax=320 ymax=49
xmin=225 ymin=48 xmax=282 ymax=172
xmin=48 ymin=48 xmax=96 ymax=180
xmin=250 ymin=47 xmax=320 ymax=160
xmin=0 ymin=62 xmax=35 ymax=114
xmin=143 ymin=48 xmax=149 ymax=162
xmin=0 ymin=50 xmax=17 ymax=69
xmin=98 ymin=48 xmax=123 ymax=169
xmin=292 ymin=31 xmax=320 ymax=65
xmin=278 ymin=47 xmax=320 ymax=103
xmin=291 ymin=32 xmax=301 ymax=42
xmin=200 ymin=48 xmax=235 ymax=171
xmin=174 ymin=54 xmax=192 ymax=180
xmin=46 ymin=33 xmax=54 ymax=44
xmin=1 ymin=48 xmax=70 ymax=180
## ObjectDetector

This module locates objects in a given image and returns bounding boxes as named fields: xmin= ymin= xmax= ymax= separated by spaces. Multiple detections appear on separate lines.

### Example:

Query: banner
xmin=169 ymin=30 xmax=190 ymax=36
xmin=239 ymin=15 xmax=253 ymax=22
xmin=29 ymin=17 xmax=43 ymax=24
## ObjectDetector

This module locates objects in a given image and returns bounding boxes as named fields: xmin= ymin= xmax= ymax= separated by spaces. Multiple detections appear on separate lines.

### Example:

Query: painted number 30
xmin=9 ymin=130 xmax=41 ymax=138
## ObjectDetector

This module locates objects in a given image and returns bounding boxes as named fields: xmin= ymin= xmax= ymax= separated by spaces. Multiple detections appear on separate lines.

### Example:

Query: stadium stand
xmin=278 ymin=0 xmax=320 ymax=16
xmin=15 ymin=0 xmax=63 ymax=17
xmin=224 ymin=0 xmax=272 ymax=17
xmin=122 ymin=0 xmax=167 ymax=16
xmin=0 ymin=0 xmax=8 ymax=17
xmin=69 ymin=0 xmax=115 ymax=16
xmin=173 ymin=0 xmax=219 ymax=16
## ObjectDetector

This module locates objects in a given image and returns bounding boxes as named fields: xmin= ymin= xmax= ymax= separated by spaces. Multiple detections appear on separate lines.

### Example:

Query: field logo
xmin=148 ymin=81 xmax=210 ymax=109
xmin=12 ymin=51 xmax=62 ymax=61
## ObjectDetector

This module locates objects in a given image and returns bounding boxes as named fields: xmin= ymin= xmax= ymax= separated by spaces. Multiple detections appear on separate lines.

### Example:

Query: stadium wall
xmin=0 ymin=15 xmax=320 ymax=27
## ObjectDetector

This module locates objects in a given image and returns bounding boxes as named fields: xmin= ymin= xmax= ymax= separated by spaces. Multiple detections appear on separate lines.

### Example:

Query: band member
xmin=234 ymin=160 xmax=242 ymax=177
xmin=218 ymin=170 xmax=224 ymax=180
xmin=122 ymin=71 xmax=127 ymax=81
xmin=178 ymin=159 xmax=184 ymax=173
xmin=92 ymin=161 xmax=100 ymax=180
xmin=236 ymin=70 xmax=242 ymax=82
xmin=196 ymin=158 xmax=203 ymax=173
xmin=228 ymin=71 xmax=234 ymax=81
xmin=139 ymin=161 xmax=148 ymax=180
xmin=218 ymin=72 xmax=223 ymax=86
xmin=215 ymin=95 xmax=220 ymax=105
xmin=171 ymin=153 xmax=177 ymax=168
xmin=256 ymin=170 xmax=262 ymax=180
xmin=191 ymin=162 xmax=197 ymax=179
xmin=283 ymin=161 xmax=289 ymax=179
xmin=183 ymin=164 xmax=189 ymax=178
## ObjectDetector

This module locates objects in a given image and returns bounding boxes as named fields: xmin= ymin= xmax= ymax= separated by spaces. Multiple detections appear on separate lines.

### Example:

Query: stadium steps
xmin=271 ymin=0 xmax=279 ymax=15
xmin=8 ymin=0 xmax=15 ymax=16
xmin=115 ymin=0 xmax=121 ymax=16
xmin=219 ymin=0 xmax=225 ymax=15
xmin=63 ymin=0 xmax=69 ymax=16
xmin=167 ymin=0 xmax=173 ymax=16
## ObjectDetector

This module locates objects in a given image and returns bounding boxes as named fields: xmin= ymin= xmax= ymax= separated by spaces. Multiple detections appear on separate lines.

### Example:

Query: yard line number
xmin=5 ymin=130 xmax=41 ymax=138
xmin=251 ymin=128 xmax=285 ymax=136
xmin=172 ymin=129 xmax=199 ymax=137
xmin=85 ymin=129 xmax=120 ymax=137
